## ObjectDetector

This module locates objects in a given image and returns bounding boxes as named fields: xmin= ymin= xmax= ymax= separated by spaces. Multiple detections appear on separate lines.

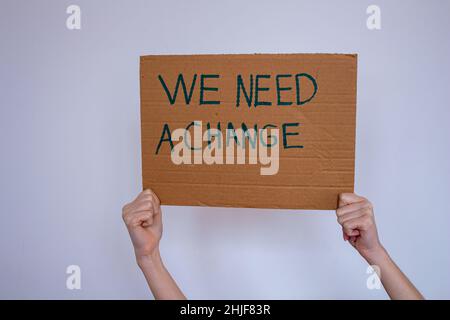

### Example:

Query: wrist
xmin=136 ymin=249 xmax=163 ymax=269
xmin=360 ymin=243 xmax=389 ymax=265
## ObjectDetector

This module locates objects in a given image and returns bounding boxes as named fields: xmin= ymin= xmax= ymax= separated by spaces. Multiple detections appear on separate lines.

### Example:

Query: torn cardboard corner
xmin=139 ymin=53 xmax=357 ymax=210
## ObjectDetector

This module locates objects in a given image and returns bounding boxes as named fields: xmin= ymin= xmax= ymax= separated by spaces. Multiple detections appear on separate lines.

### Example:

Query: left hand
xmin=122 ymin=189 xmax=163 ymax=262
xmin=336 ymin=193 xmax=383 ymax=260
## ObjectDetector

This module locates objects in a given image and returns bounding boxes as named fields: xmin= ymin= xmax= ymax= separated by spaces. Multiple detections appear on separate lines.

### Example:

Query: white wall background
xmin=1 ymin=0 xmax=449 ymax=299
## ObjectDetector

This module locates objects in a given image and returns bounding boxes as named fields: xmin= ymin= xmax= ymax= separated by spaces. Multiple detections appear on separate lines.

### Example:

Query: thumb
xmin=153 ymin=207 xmax=162 ymax=227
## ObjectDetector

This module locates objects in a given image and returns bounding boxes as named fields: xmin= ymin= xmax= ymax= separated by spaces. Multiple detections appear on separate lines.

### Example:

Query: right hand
xmin=122 ymin=189 xmax=163 ymax=261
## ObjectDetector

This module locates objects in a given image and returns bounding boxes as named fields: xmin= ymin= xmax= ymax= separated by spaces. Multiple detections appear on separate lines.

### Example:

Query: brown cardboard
xmin=140 ymin=54 xmax=357 ymax=210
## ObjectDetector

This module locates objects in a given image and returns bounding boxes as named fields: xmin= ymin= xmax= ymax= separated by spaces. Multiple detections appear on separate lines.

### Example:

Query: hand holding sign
xmin=336 ymin=193 xmax=381 ymax=259
xmin=122 ymin=189 xmax=162 ymax=260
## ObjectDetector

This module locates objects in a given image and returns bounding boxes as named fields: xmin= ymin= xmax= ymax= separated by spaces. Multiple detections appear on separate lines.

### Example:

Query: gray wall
xmin=0 ymin=0 xmax=449 ymax=299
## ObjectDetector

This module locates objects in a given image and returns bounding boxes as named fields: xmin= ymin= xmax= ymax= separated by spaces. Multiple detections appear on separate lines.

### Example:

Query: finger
xmin=338 ymin=193 xmax=366 ymax=206
xmin=147 ymin=189 xmax=161 ymax=208
xmin=131 ymin=200 xmax=154 ymax=214
xmin=343 ymin=215 xmax=374 ymax=233
xmin=152 ymin=205 xmax=162 ymax=227
xmin=337 ymin=210 xmax=366 ymax=225
xmin=134 ymin=189 xmax=158 ymax=215
xmin=147 ymin=194 xmax=162 ymax=228
xmin=336 ymin=200 xmax=370 ymax=217
xmin=122 ymin=201 xmax=152 ymax=223
xmin=342 ymin=225 xmax=359 ymax=238
xmin=123 ymin=192 xmax=152 ymax=215
xmin=122 ymin=191 xmax=154 ymax=222
xmin=142 ymin=217 xmax=154 ymax=227
xmin=343 ymin=230 xmax=350 ymax=241
xmin=147 ymin=189 xmax=162 ymax=224
xmin=343 ymin=227 xmax=360 ymax=237
xmin=125 ymin=211 xmax=153 ymax=228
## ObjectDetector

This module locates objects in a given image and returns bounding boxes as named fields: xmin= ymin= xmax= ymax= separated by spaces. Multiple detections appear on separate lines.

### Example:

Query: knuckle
xmin=142 ymin=194 xmax=152 ymax=202
xmin=145 ymin=201 xmax=153 ymax=210
xmin=138 ymin=200 xmax=152 ymax=210
xmin=123 ymin=216 xmax=132 ymax=225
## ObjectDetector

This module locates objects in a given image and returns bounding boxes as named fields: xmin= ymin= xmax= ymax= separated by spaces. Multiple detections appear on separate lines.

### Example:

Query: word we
xmin=170 ymin=121 xmax=280 ymax=176
xmin=158 ymin=73 xmax=318 ymax=107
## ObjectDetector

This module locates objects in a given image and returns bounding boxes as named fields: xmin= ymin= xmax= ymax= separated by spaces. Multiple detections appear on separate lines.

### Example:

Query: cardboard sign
xmin=140 ymin=54 xmax=357 ymax=210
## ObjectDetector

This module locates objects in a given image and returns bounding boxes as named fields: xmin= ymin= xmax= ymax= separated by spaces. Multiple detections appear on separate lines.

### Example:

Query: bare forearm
xmin=137 ymin=250 xmax=186 ymax=300
xmin=363 ymin=246 xmax=423 ymax=300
